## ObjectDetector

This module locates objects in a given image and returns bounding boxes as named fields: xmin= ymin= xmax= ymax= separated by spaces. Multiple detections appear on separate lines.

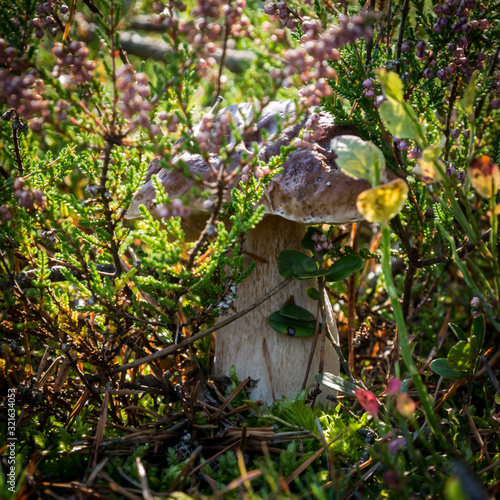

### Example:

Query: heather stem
xmin=381 ymin=223 xmax=446 ymax=448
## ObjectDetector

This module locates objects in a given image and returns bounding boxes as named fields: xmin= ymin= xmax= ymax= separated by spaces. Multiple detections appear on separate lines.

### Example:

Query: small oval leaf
xmin=268 ymin=312 xmax=316 ymax=337
xmin=326 ymin=254 xmax=364 ymax=282
xmin=448 ymin=340 xmax=476 ymax=372
xmin=430 ymin=358 xmax=467 ymax=379
xmin=306 ymin=287 xmax=319 ymax=300
xmin=277 ymin=250 xmax=318 ymax=279
xmin=280 ymin=304 xmax=316 ymax=322
xmin=449 ymin=323 xmax=467 ymax=342
xmin=471 ymin=315 xmax=485 ymax=349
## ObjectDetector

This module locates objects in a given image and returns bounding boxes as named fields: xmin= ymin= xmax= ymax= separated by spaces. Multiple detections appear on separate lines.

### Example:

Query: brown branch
xmin=0 ymin=264 xmax=116 ymax=290
xmin=99 ymin=141 xmax=124 ymax=276
xmin=11 ymin=112 xmax=26 ymax=176
xmin=117 ymin=31 xmax=256 ymax=73
xmin=216 ymin=1 xmax=231 ymax=99
xmin=396 ymin=0 xmax=410 ymax=61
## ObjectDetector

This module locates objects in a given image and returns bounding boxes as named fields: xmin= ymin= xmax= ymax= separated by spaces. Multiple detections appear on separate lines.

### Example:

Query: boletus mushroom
xmin=127 ymin=101 xmax=379 ymax=403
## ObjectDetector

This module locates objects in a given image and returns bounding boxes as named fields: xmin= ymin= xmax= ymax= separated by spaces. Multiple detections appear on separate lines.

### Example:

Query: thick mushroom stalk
xmin=215 ymin=214 xmax=339 ymax=403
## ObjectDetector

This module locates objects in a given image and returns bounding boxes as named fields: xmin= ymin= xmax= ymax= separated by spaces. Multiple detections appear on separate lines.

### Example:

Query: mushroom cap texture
xmin=126 ymin=101 xmax=376 ymax=223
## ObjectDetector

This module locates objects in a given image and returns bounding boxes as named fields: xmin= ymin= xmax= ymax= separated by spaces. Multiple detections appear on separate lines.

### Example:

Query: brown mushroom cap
xmin=126 ymin=101 xmax=379 ymax=223
xmin=125 ymin=153 xmax=227 ymax=219
xmin=262 ymin=147 xmax=371 ymax=224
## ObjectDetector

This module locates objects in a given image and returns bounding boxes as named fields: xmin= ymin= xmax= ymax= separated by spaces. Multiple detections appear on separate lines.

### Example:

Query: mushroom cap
xmin=126 ymin=101 xmax=382 ymax=224
xmin=262 ymin=147 xmax=371 ymax=224
xmin=125 ymin=153 xmax=226 ymax=219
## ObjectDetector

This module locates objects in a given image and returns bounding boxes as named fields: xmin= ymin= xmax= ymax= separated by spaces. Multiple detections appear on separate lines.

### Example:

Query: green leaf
xmin=449 ymin=323 xmax=467 ymax=342
xmin=378 ymin=99 xmax=424 ymax=142
xmin=277 ymin=250 xmax=318 ymax=279
xmin=326 ymin=254 xmax=363 ymax=282
xmin=376 ymin=69 xmax=404 ymax=102
xmin=306 ymin=287 xmax=319 ymax=300
xmin=330 ymin=135 xmax=385 ymax=185
xmin=34 ymin=249 xmax=50 ymax=282
xmin=279 ymin=304 xmax=316 ymax=322
xmin=471 ymin=315 xmax=485 ymax=349
xmin=244 ymin=400 xmax=263 ymax=414
xmin=459 ymin=71 xmax=478 ymax=118
xmin=268 ymin=311 xmax=316 ymax=337
xmin=447 ymin=340 xmax=477 ymax=372
xmin=315 ymin=372 xmax=358 ymax=396
xmin=430 ymin=358 xmax=467 ymax=379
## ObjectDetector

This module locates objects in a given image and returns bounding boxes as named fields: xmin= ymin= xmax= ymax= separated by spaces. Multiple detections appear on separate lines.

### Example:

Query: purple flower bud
xmin=423 ymin=68 xmax=434 ymax=79
xmin=363 ymin=88 xmax=375 ymax=98
xmin=264 ymin=2 xmax=277 ymax=15
xmin=479 ymin=19 xmax=489 ymax=31
xmin=363 ymin=78 xmax=373 ymax=89
xmin=433 ymin=23 xmax=443 ymax=33
xmin=408 ymin=146 xmax=422 ymax=159
xmin=436 ymin=69 xmax=448 ymax=81
xmin=450 ymin=129 xmax=460 ymax=139
xmin=447 ymin=63 xmax=458 ymax=74
xmin=447 ymin=165 xmax=456 ymax=176
xmin=0 ymin=205 xmax=12 ymax=223
xmin=60 ymin=4 xmax=69 ymax=15
xmin=470 ymin=297 xmax=481 ymax=308
xmin=392 ymin=135 xmax=401 ymax=145
xmin=416 ymin=40 xmax=426 ymax=52
xmin=374 ymin=95 xmax=386 ymax=107
xmin=462 ymin=129 xmax=470 ymax=139
xmin=492 ymin=99 xmax=500 ymax=110
xmin=397 ymin=140 xmax=410 ymax=151
xmin=400 ymin=40 xmax=411 ymax=52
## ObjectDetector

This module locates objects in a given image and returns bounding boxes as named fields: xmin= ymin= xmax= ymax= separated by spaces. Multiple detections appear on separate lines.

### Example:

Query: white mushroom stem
xmin=214 ymin=215 xmax=339 ymax=404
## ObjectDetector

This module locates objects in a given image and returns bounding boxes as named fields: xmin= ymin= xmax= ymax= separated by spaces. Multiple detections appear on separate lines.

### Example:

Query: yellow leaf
xmin=356 ymin=178 xmax=409 ymax=223
xmin=468 ymin=155 xmax=500 ymax=199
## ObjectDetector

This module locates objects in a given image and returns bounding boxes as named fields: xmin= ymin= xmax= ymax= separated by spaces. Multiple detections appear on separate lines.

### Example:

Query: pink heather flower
xmin=354 ymin=388 xmax=379 ymax=419
xmin=386 ymin=377 xmax=402 ymax=396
